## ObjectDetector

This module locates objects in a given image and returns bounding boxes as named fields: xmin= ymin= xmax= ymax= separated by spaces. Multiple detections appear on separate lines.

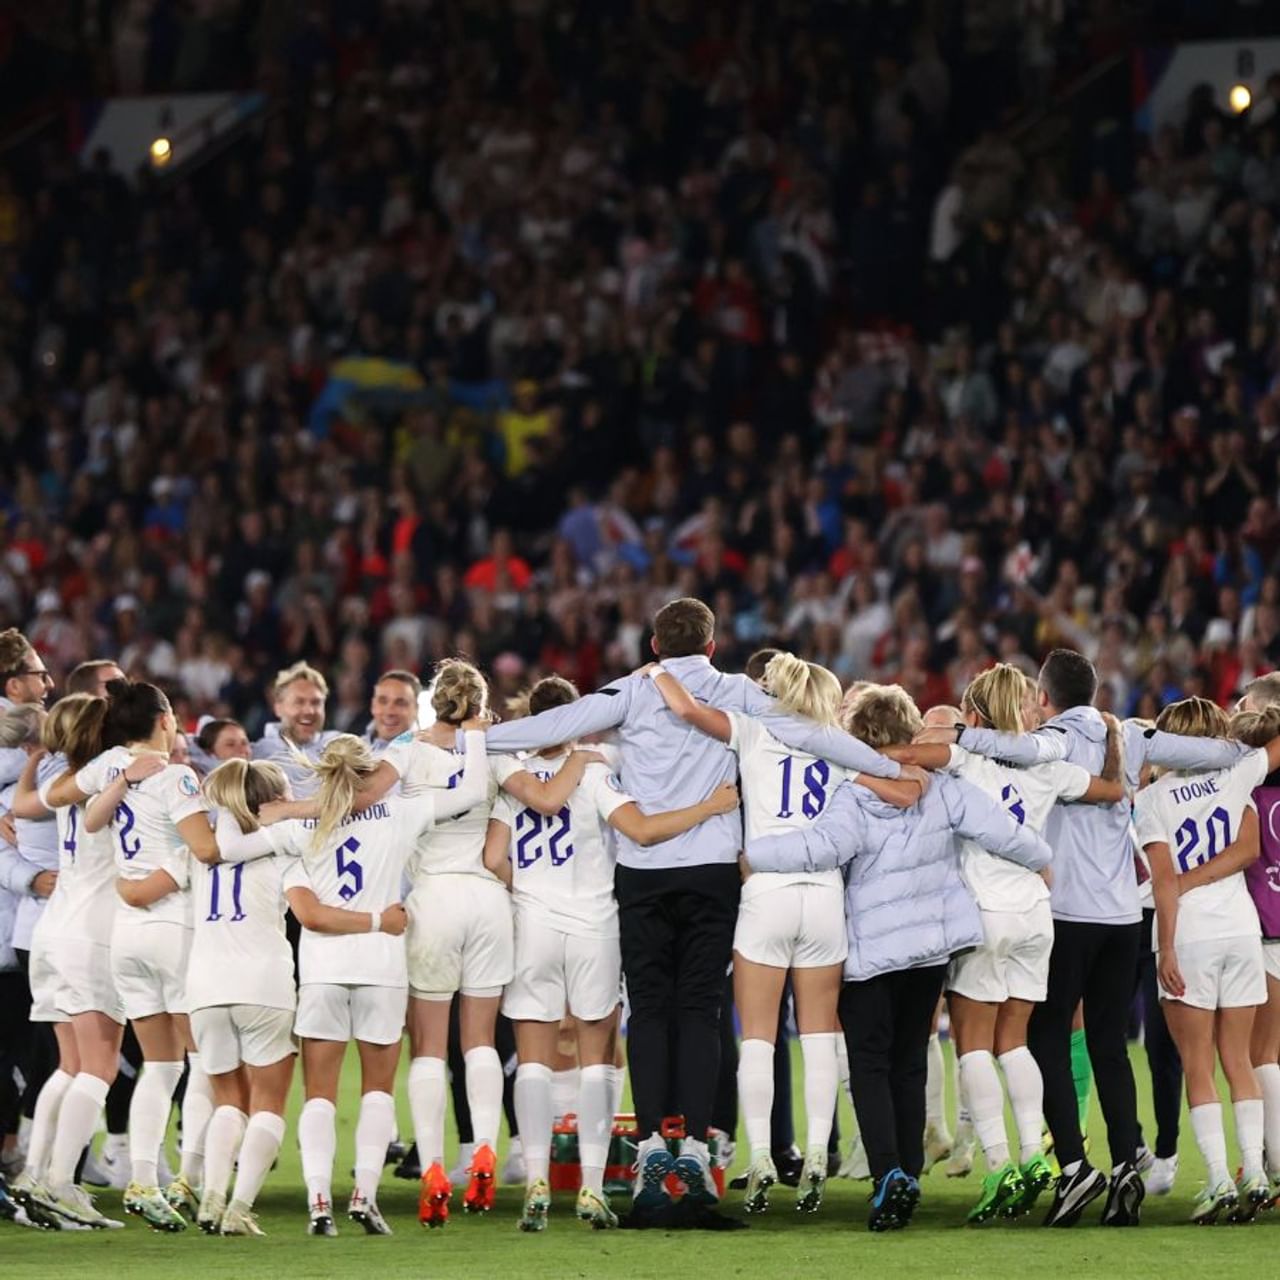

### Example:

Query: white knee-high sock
xmin=1257 ymin=1063 xmax=1280 ymax=1175
xmin=130 ymin=1061 xmax=184 ymax=1188
xmin=464 ymin=1046 xmax=503 ymax=1150
xmin=203 ymin=1105 xmax=247 ymax=1199
xmin=514 ymin=1063 xmax=553 ymax=1184
xmin=179 ymin=1053 xmax=215 ymax=1184
xmin=47 ymin=1072 xmax=109 ymax=1186
xmin=578 ymin=1064 xmax=613 ymax=1196
xmin=606 ymin=1064 xmax=625 ymax=1121
xmin=800 ymin=1033 xmax=840 ymax=1154
xmin=738 ymin=1038 xmax=775 ymax=1159
xmin=959 ymin=1050 xmax=1009 ymax=1166
xmin=230 ymin=1111 xmax=285 ymax=1210
xmin=25 ymin=1068 xmax=72 ymax=1181
xmin=926 ymin=1033 xmax=948 ymax=1133
xmin=407 ymin=1056 xmax=448 ymax=1167
xmin=551 ymin=1067 xmax=580 ymax=1121
xmin=354 ymin=1090 xmax=396 ymax=1202
xmin=1190 ymin=1102 xmax=1229 ymax=1185
xmin=298 ymin=1097 xmax=337 ymax=1207
xmin=998 ymin=1046 xmax=1045 ymax=1162
xmin=1235 ymin=1097 xmax=1265 ymax=1181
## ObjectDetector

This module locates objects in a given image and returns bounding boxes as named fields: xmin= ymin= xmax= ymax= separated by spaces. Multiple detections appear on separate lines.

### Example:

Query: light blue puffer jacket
xmin=746 ymin=773 xmax=1051 ymax=982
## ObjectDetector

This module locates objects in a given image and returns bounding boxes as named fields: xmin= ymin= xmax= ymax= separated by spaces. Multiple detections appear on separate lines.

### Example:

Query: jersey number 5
xmin=336 ymin=836 xmax=364 ymax=900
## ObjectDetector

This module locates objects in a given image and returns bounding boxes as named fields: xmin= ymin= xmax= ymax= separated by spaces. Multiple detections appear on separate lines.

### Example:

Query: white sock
xmin=25 ymin=1068 xmax=72 ymax=1181
xmin=514 ymin=1063 xmax=553 ymax=1184
xmin=464 ymin=1046 xmax=503 ymax=1150
xmin=179 ymin=1053 xmax=215 ymax=1184
xmin=577 ymin=1063 xmax=613 ymax=1196
xmin=130 ymin=1060 xmax=183 ymax=1189
xmin=230 ymin=1111 xmax=285 ymax=1210
xmin=959 ymin=1050 xmax=1009 ymax=1166
xmin=737 ymin=1038 xmax=775 ymax=1159
xmin=47 ymin=1072 xmax=109 ymax=1186
xmin=607 ymin=1064 xmax=625 ymax=1121
xmin=1190 ymin=1102 xmax=1230 ymax=1185
xmin=999 ymin=1046 xmax=1045 ymax=1162
xmin=298 ymin=1097 xmax=337 ymax=1207
xmin=407 ymin=1056 xmax=448 ymax=1167
xmin=926 ymin=1033 xmax=948 ymax=1132
xmin=1258 ymin=1063 xmax=1280 ymax=1175
xmin=354 ymin=1090 xmax=396 ymax=1202
xmin=1235 ymin=1096 xmax=1265 ymax=1181
xmin=800 ymin=1033 xmax=839 ymax=1154
xmin=551 ymin=1067 xmax=580 ymax=1121
xmin=203 ymin=1105 xmax=247 ymax=1199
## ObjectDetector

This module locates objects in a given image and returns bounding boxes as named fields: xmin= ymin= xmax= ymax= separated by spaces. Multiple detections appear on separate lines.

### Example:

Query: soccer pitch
xmin=6 ymin=1043 xmax=1278 ymax=1279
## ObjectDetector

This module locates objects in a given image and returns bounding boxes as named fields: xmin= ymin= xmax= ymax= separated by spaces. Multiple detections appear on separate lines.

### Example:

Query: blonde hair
xmin=40 ymin=693 xmax=95 ymax=755
xmin=1229 ymin=706 xmax=1280 ymax=750
xmin=0 ymin=628 xmax=33 ymax=676
xmin=431 ymin=658 xmax=489 ymax=725
xmin=1243 ymin=672 xmax=1280 ymax=712
xmin=204 ymin=758 xmax=288 ymax=834
xmin=272 ymin=661 xmax=329 ymax=700
xmin=305 ymin=734 xmax=380 ymax=850
xmin=763 ymin=653 xmax=842 ymax=727
xmin=963 ymin=664 xmax=1027 ymax=733
xmin=0 ymin=704 xmax=44 ymax=749
xmin=1155 ymin=696 xmax=1230 ymax=740
xmin=840 ymin=684 xmax=923 ymax=748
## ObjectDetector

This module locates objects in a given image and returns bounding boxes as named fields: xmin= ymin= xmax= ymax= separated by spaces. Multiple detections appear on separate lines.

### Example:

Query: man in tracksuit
xmin=484 ymin=598 xmax=905 ymax=1221
xmin=942 ymin=648 xmax=1249 ymax=1226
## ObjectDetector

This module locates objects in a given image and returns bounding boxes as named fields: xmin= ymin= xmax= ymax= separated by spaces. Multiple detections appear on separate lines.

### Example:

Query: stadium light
xmin=1230 ymin=84 xmax=1252 ymax=114
xmin=150 ymin=136 xmax=173 ymax=166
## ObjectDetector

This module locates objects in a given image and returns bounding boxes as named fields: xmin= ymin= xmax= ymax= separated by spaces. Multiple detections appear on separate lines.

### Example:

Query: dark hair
xmin=66 ymin=660 xmax=117 ymax=695
xmin=1038 ymin=649 xmax=1097 ymax=712
xmin=102 ymin=679 xmax=170 ymax=747
xmin=652 ymin=597 xmax=715 ymax=658
xmin=745 ymin=648 xmax=781 ymax=683
xmin=377 ymin=669 xmax=423 ymax=697
xmin=196 ymin=717 xmax=242 ymax=754
xmin=528 ymin=675 xmax=578 ymax=716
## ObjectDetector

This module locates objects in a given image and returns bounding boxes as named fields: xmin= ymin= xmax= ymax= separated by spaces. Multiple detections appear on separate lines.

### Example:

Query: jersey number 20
xmin=1174 ymin=806 xmax=1231 ymax=873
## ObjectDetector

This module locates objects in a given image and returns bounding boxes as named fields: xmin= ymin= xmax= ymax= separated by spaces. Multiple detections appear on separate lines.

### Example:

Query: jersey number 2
xmin=115 ymin=801 xmax=141 ymax=860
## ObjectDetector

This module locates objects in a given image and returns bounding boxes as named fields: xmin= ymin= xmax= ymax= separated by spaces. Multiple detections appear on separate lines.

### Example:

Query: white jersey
xmin=1134 ymin=747 xmax=1268 ymax=947
xmin=38 ymin=769 xmax=119 ymax=948
xmin=945 ymin=745 xmax=1091 ymax=913
xmin=275 ymin=790 xmax=440 ymax=987
xmin=29 ymin=756 xmax=74 ymax=943
xmin=186 ymin=834 xmax=295 ymax=1013
xmin=75 ymin=747 xmax=206 ymax=928
xmin=387 ymin=737 xmax=521 ymax=880
xmin=730 ymin=712 xmax=846 ymax=901
xmin=492 ymin=753 xmax=631 ymax=939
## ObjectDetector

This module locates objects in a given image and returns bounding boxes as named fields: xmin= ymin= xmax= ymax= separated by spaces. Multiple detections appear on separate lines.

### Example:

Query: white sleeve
xmin=490 ymin=753 xmax=524 ymax=786
xmin=590 ymin=766 xmax=635 ymax=823
xmin=74 ymin=752 xmax=111 ymax=797
xmin=1234 ymin=748 xmax=1270 ymax=797
xmin=727 ymin=712 xmax=750 ymax=757
xmin=1046 ymin=761 xmax=1092 ymax=803
xmin=945 ymin=744 xmax=969 ymax=776
xmin=1133 ymin=790 xmax=1165 ymax=849
xmin=281 ymin=856 xmax=310 ymax=893
xmin=34 ymin=777 xmax=56 ymax=815
xmin=265 ymin=821 xmax=304 ymax=859
xmin=490 ymin=790 xmax=517 ymax=828
xmin=214 ymin=810 xmax=278 ymax=864
xmin=166 ymin=766 xmax=210 ymax=825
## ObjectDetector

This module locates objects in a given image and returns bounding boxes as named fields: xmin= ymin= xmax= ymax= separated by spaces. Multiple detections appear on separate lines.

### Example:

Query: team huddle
xmin=3 ymin=596 xmax=1280 ymax=1240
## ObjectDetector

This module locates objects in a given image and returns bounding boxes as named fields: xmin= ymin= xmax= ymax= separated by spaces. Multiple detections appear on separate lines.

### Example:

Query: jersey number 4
xmin=1174 ymin=806 xmax=1231 ymax=873
xmin=207 ymin=863 xmax=246 ymax=922
xmin=335 ymin=836 xmax=364 ymax=900
xmin=514 ymin=807 xmax=574 ymax=868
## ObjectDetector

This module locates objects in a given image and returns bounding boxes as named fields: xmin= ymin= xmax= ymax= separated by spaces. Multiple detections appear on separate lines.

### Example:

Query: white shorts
xmin=733 ymin=883 xmax=847 ymax=969
xmin=1159 ymin=935 xmax=1267 ymax=1010
xmin=27 ymin=936 xmax=67 ymax=1024
xmin=53 ymin=936 xmax=124 ymax=1023
xmin=1264 ymin=941 xmax=1280 ymax=983
xmin=501 ymin=913 xmax=621 ymax=1023
xmin=947 ymin=902 xmax=1054 ymax=1004
xmin=110 ymin=920 xmax=191 ymax=1020
xmin=191 ymin=1004 xmax=297 ymax=1075
xmin=406 ymin=874 xmax=513 ymax=1000
xmin=295 ymin=983 xmax=407 ymax=1045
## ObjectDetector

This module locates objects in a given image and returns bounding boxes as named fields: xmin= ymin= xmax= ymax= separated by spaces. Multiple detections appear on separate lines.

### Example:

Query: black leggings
xmin=839 ymin=964 xmax=946 ymax=1181
xmin=1029 ymin=919 xmax=1141 ymax=1169
xmin=1137 ymin=909 xmax=1183 ymax=1159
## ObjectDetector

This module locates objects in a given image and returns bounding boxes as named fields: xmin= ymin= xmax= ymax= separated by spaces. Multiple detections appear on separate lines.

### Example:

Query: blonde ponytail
xmin=1157 ymin=696 xmax=1230 ymax=741
xmin=204 ymin=758 xmax=288 ymax=834
xmin=431 ymin=658 xmax=489 ymax=725
xmin=1230 ymin=705 xmax=1280 ymax=749
xmin=764 ymin=652 xmax=842 ymax=727
xmin=307 ymin=734 xmax=379 ymax=850
xmin=41 ymin=693 xmax=95 ymax=755
xmin=962 ymin=664 xmax=1026 ymax=733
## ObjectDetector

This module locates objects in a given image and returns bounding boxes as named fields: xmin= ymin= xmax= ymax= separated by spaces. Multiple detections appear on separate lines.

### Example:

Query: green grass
xmin=6 ymin=1041 xmax=1280 ymax=1278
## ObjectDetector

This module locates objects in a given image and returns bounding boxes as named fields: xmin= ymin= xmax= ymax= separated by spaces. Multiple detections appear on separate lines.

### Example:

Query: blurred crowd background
xmin=2 ymin=1 xmax=1280 ymax=733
